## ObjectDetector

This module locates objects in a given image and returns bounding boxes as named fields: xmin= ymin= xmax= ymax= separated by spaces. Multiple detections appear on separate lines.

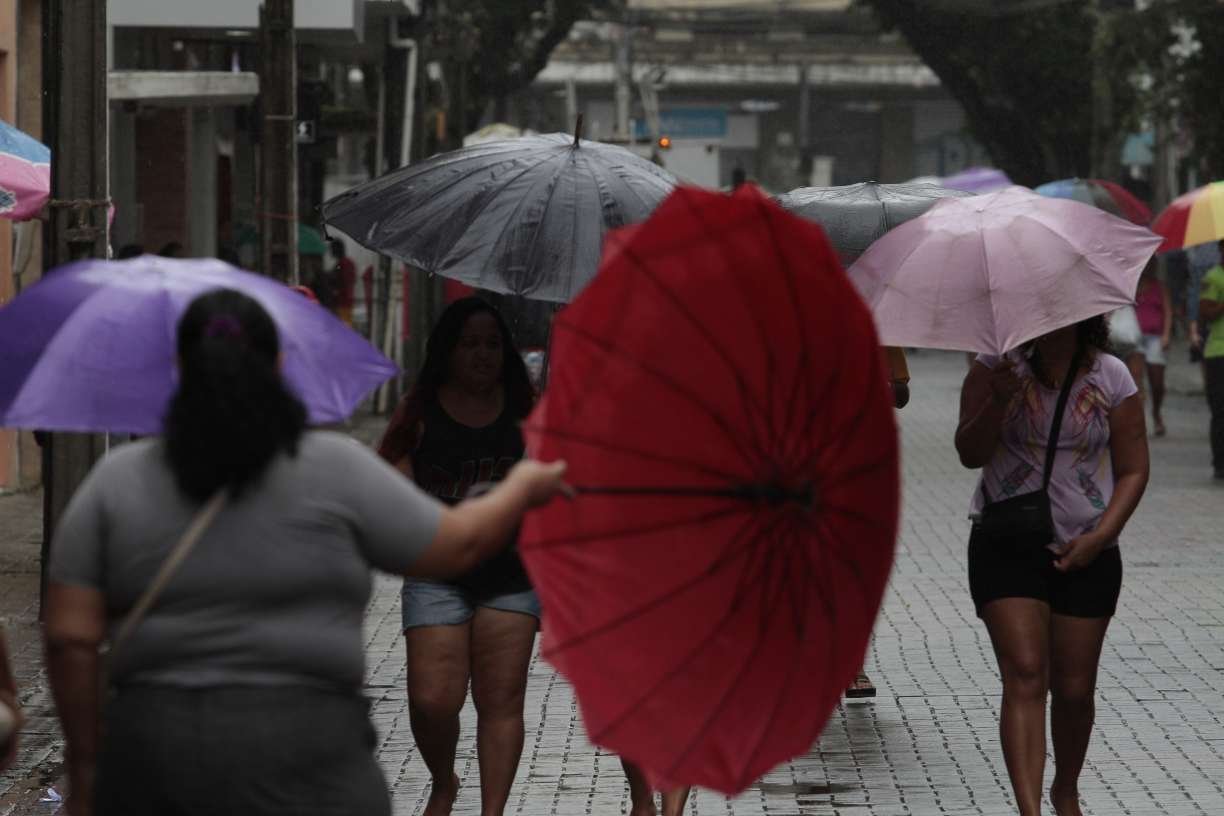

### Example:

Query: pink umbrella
xmin=0 ymin=120 xmax=50 ymax=221
xmin=847 ymin=186 xmax=1162 ymax=355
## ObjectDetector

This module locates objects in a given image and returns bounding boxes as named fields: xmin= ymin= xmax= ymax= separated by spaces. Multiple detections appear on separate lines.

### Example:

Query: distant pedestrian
xmin=329 ymin=240 xmax=358 ymax=326
xmin=847 ymin=345 xmax=911 ymax=699
xmin=1197 ymin=240 xmax=1224 ymax=480
xmin=377 ymin=297 xmax=539 ymax=816
xmin=621 ymin=760 xmax=690 ymax=816
xmin=956 ymin=315 xmax=1149 ymax=816
xmin=43 ymin=289 xmax=565 ymax=816
xmin=1133 ymin=261 xmax=1172 ymax=436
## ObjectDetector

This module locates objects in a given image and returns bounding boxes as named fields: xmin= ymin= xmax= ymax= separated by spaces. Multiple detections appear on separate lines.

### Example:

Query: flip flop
xmin=845 ymin=672 xmax=877 ymax=698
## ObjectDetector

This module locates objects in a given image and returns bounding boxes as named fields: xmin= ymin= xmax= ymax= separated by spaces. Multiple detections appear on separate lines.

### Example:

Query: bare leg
xmin=406 ymin=626 xmax=471 ymax=816
xmin=1048 ymin=614 xmax=1111 ymax=816
xmin=621 ymin=760 xmax=657 ymax=816
xmin=1147 ymin=363 xmax=1166 ymax=435
xmin=470 ymin=608 xmax=538 ymax=816
xmin=661 ymin=786 xmax=692 ymax=816
xmin=981 ymin=598 xmax=1051 ymax=816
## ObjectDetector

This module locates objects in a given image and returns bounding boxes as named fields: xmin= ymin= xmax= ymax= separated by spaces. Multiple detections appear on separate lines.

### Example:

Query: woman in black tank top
xmin=379 ymin=298 xmax=536 ymax=816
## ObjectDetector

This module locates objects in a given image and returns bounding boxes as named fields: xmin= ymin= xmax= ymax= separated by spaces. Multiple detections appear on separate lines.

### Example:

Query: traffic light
xmin=657 ymin=135 xmax=672 ymax=150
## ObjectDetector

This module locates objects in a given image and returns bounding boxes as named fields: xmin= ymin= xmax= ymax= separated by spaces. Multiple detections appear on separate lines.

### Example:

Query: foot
xmin=845 ymin=672 xmax=877 ymax=698
xmin=629 ymin=800 xmax=658 ymax=816
xmin=423 ymin=774 xmax=459 ymax=816
xmin=1214 ymin=469 xmax=1224 ymax=482
xmin=1050 ymin=781 xmax=1083 ymax=816
xmin=1153 ymin=418 xmax=1167 ymax=437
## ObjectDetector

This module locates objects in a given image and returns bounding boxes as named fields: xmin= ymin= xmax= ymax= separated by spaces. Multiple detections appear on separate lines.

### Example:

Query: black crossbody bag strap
xmin=981 ymin=346 xmax=1083 ymax=505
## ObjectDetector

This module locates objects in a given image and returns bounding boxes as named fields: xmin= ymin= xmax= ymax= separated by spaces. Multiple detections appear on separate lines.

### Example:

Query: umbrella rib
xmin=610 ymin=243 xmax=775 ymax=463
xmin=659 ymin=528 xmax=799 ymax=782
xmin=583 ymin=510 xmax=791 ymax=745
xmin=545 ymin=510 xmax=773 ymax=658
xmin=520 ymin=422 xmax=745 ymax=483
xmin=799 ymin=372 xmax=889 ymax=475
xmin=551 ymin=319 xmax=768 ymax=473
xmin=759 ymin=201 xmax=816 ymax=460
xmin=732 ymin=538 xmax=813 ymax=789
xmin=673 ymin=192 xmax=783 ymax=458
xmin=499 ymin=150 xmax=577 ymax=296
xmin=520 ymin=504 xmax=752 ymax=551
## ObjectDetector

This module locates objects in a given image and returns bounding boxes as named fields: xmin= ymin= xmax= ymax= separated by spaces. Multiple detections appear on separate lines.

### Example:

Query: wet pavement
xmin=2 ymin=349 xmax=1222 ymax=815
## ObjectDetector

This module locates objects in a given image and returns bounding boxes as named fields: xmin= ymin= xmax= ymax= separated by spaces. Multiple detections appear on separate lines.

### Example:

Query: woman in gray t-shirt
xmin=43 ymin=289 xmax=566 ymax=816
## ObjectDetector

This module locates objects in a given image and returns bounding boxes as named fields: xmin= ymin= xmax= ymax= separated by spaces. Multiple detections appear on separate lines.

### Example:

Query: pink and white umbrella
xmin=847 ymin=186 xmax=1162 ymax=355
xmin=0 ymin=120 xmax=50 ymax=221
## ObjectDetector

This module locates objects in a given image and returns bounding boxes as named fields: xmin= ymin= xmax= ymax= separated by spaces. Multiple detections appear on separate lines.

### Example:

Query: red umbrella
xmin=521 ymin=185 xmax=900 ymax=795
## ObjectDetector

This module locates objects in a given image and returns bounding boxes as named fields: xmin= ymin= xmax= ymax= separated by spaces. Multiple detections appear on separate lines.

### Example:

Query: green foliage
xmin=861 ymin=0 xmax=1096 ymax=186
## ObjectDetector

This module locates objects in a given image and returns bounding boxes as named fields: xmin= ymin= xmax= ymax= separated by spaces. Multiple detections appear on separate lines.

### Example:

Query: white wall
xmin=109 ymin=0 xmax=361 ymax=33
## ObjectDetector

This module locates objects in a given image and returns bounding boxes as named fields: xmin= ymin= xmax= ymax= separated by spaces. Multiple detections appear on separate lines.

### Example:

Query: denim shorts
xmin=401 ymin=578 xmax=541 ymax=630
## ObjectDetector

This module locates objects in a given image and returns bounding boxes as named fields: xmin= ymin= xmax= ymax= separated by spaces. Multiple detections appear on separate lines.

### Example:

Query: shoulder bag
xmin=975 ymin=347 xmax=1082 ymax=552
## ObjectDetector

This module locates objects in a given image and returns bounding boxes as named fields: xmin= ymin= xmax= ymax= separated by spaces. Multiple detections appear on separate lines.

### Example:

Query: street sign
xmin=296 ymin=120 xmax=316 ymax=144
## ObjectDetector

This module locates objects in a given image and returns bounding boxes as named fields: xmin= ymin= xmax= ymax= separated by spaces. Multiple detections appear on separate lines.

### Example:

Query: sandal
xmin=845 ymin=672 xmax=877 ymax=698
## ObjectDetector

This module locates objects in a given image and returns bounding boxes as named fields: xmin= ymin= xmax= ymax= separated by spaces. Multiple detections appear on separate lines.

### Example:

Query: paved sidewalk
xmin=1 ymin=354 xmax=1221 ymax=815
xmin=370 ymin=350 xmax=1224 ymax=816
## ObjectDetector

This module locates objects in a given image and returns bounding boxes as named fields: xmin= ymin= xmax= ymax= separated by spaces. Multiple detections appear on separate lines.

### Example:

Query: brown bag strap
xmin=109 ymin=491 xmax=228 ymax=660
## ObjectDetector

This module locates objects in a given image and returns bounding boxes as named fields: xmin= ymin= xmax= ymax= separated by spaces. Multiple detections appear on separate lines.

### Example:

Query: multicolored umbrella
xmin=0 ymin=120 xmax=51 ymax=221
xmin=1152 ymin=181 xmax=1224 ymax=253
xmin=1034 ymin=178 xmax=1152 ymax=225
xmin=0 ymin=256 xmax=397 ymax=434
xmin=521 ymin=185 xmax=900 ymax=795
xmin=941 ymin=166 xmax=1012 ymax=194
xmin=848 ymin=186 xmax=1162 ymax=355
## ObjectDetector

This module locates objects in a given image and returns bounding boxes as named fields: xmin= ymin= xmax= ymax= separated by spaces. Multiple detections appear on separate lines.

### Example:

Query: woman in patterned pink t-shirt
xmin=955 ymin=315 xmax=1150 ymax=816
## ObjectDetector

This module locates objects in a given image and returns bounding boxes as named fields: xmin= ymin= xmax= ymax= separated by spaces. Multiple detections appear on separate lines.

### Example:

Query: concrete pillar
xmin=879 ymin=103 xmax=915 ymax=184
xmin=188 ymin=106 xmax=218 ymax=258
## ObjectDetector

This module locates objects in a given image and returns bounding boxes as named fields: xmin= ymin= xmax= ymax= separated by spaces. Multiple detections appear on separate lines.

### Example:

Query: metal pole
xmin=41 ymin=0 xmax=111 ymax=615
xmin=259 ymin=0 xmax=299 ymax=283
xmin=614 ymin=3 xmax=633 ymax=141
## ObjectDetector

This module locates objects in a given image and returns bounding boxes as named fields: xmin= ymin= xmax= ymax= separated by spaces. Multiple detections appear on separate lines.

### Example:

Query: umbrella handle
xmin=573 ymin=483 xmax=813 ymax=507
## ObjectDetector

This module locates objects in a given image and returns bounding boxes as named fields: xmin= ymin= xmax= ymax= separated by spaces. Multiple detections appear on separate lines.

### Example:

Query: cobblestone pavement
xmin=3 ymin=351 xmax=1223 ymax=815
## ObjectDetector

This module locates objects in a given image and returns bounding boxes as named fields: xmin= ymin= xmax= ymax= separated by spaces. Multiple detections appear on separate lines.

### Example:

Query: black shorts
xmin=967 ymin=524 xmax=1122 ymax=618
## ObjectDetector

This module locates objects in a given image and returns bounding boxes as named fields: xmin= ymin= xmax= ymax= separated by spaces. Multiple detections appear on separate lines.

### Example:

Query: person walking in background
xmin=1133 ymin=261 xmax=1172 ymax=436
xmin=846 ymin=345 xmax=911 ymax=699
xmin=1186 ymin=241 xmax=1220 ymax=381
xmin=330 ymin=239 xmax=358 ymax=327
xmin=1196 ymin=241 xmax=1224 ymax=481
xmin=621 ymin=760 xmax=690 ymax=816
xmin=43 ymin=290 xmax=566 ymax=816
xmin=956 ymin=315 xmax=1148 ymax=816
xmin=378 ymin=297 xmax=539 ymax=816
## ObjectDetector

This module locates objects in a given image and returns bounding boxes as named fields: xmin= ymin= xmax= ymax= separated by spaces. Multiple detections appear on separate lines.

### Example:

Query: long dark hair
xmin=1025 ymin=314 xmax=1112 ymax=386
xmin=165 ymin=289 xmax=307 ymax=500
xmin=378 ymin=297 xmax=533 ymax=465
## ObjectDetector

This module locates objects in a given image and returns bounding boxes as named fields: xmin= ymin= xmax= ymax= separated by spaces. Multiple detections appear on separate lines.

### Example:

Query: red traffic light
xmin=657 ymin=136 xmax=672 ymax=149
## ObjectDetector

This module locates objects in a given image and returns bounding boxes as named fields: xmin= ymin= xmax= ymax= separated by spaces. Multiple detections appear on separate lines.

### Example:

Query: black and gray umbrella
xmin=321 ymin=130 xmax=677 ymax=303
xmin=776 ymin=182 xmax=974 ymax=262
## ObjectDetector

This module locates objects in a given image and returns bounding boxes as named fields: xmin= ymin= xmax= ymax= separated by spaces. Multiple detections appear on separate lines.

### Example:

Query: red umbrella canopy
xmin=521 ymin=185 xmax=901 ymax=795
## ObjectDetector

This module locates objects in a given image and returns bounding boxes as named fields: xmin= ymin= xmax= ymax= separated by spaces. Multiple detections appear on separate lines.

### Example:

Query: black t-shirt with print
xmin=412 ymin=398 xmax=530 ymax=596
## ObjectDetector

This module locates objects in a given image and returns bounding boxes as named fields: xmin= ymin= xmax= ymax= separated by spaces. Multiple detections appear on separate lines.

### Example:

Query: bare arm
xmin=1200 ymin=297 xmax=1224 ymax=322
xmin=44 ymin=582 xmax=107 ymax=814
xmin=1161 ymin=281 xmax=1174 ymax=346
xmin=954 ymin=361 xmax=1018 ymax=469
xmin=1053 ymin=394 xmax=1149 ymax=571
xmin=406 ymin=460 xmax=566 ymax=579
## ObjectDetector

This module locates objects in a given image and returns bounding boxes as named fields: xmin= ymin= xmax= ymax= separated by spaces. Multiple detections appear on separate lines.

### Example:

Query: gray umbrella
xmin=322 ymin=132 xmax=677 ymax=303
xmin=775 ymin=182 xmax=975 ymax=262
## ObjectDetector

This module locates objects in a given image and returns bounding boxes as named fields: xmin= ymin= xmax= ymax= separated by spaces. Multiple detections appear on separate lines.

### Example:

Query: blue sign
xmin=633 ymin=108 xmax=727 ymax=140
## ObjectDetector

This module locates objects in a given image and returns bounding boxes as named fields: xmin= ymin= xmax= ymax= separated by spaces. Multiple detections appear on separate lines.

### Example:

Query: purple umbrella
xmin=0 ymin=256 xmax=398 ymax=434
xmin=941 ymin=166 xmax=1012 ymax=195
